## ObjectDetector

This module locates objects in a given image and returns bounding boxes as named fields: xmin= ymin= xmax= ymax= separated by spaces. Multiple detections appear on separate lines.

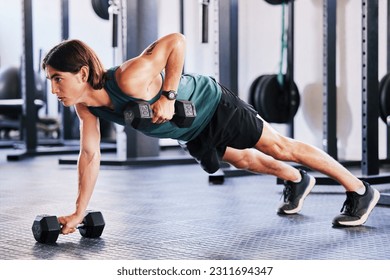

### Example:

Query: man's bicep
xmin=75 ymin=105 xmax=101 ymax=152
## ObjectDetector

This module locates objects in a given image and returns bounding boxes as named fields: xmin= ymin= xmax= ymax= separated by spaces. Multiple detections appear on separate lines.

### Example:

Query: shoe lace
xmin=340 ymin=192 xmax=358 ymax=214
xmin=281 ymin=183 xmax=293 ymax=202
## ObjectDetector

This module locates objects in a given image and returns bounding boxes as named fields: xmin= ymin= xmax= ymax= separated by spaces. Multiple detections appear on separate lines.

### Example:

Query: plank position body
xmin=42 ymin=33 xmax=380 ymax=234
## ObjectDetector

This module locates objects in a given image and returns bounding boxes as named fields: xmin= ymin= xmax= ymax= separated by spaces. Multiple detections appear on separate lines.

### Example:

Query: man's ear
xmin=79 ymin=66 xmax=89 ymax=82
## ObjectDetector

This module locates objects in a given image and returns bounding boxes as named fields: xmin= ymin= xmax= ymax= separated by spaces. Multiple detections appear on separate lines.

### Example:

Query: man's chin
xmin=61 ymin=101 xmax=73 ymax=107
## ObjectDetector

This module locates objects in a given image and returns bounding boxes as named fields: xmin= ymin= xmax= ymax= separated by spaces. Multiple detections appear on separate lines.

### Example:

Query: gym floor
xmin=1 ymin=146 xmax=390 ymax=260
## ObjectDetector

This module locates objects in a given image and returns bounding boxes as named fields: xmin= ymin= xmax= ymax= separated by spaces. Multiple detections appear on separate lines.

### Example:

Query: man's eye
xmin=55 ymin=77 xmax=62 ymax=82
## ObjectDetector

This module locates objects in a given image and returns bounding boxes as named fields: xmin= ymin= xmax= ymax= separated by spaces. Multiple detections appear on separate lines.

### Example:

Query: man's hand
xmin=151 ymin=97 xmax=175 ymax=124
xmin=58 ymin=213 xmax=84 ymax=235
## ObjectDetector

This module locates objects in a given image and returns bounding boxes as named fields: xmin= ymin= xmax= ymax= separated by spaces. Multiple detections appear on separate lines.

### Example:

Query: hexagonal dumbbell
xmin=123 ymin=101 xmax=153 ymax=129
xmin=32 ymin=211 xmax=105 ymax=244
xmin=172 ymin=100 xmax=197 ymax=128
xmin=124 ymin=100 xmax=196 ymax=128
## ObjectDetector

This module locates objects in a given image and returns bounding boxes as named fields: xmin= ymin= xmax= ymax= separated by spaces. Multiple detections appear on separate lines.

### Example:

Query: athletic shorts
xmin=180 ymin=83 xmax=264 ymax=173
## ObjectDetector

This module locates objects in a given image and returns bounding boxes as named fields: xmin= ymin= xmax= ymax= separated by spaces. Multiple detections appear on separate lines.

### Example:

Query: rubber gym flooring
xmin=1 ymin=146 xmax=390 ymax=260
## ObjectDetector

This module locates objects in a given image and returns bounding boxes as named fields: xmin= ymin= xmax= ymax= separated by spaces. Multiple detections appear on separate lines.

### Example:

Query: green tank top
xmin=88 ymin=66 xmax=222 ymax=142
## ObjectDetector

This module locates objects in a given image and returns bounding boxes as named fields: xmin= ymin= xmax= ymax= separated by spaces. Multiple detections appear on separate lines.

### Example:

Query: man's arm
xmin=141 ymin=32 xmax=186 ymax=93
xmin=58 ymin=103 xmax=101 ymax=234
xmin=116 ymin=33 xmax=186 ymax=123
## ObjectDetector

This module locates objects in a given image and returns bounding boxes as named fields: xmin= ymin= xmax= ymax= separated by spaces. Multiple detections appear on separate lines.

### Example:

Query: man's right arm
xmin=58 ymin=104 xmax=101 ymax=234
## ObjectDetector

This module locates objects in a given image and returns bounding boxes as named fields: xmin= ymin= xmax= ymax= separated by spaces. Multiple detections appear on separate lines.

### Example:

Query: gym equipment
xmin=250 ymin=74 xmax=300 ymax=123
xmin=264 ymin=0 xmax=291 ymax=5
xmin=0 ymin=66 xmax=45 ymax=115
xmin=123 ymin=100 xmax=196 ymax=128
xmin=219 ymin=0 xmax=238 ymax=93
xmin=322 ymin=0 xmax=337 ymax=158
xmin=249 ymin=1 xmax=300 ymax=124
xmin=32 ymin=211 xmax=105 ymax=244
xmin=0 ymin=67 xmax=20 ymax=101
xmin=285 ymin=0 xmax=390 ymax=203
xmin=123 ymin=101 xmax=152 ymax=129
xmin=379 ymin=73 xmax=390 ymax=124
xmin=172 ymin=100 xmax=197 ymax=127
xmin=91 ymin=0 xmax=109 ymax=20
xmin=0 ymin=65 xmax=52 ymax=139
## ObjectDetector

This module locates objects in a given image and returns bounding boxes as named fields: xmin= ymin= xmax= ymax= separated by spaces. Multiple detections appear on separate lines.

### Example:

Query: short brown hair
xmin=42 ymin=39 xmax=106 ymax=89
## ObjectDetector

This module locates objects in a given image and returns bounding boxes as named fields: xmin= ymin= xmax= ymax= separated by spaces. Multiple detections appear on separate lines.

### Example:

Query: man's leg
xmin=255 ymin=122 xmax=363 ymax=191
xmin=222 ymin=121 xmax=380 ymax=226
xmin=222 ymin=146 xmax=301 ymax=181
xmin=223 ymin=146 xmax=316 ymax=214
xmin=221 ymin=121 xmax=362 ymax=191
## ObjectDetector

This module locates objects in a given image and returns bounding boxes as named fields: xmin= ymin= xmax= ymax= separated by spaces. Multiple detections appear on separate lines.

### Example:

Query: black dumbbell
xmin=172 ymin=100 xmax=197 ymax=128
xmin=32 ymin=211 xmax=105 ymax=244
xmin=123 ymin=100 xmax=196 ymax=128
xmin=123 ymin=101 xmax=153 ymax=129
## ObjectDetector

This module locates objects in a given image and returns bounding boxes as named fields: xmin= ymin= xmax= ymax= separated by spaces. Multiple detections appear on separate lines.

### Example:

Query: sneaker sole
xmin=282 ymin=175 xmax=316 ymax=214
xmin=335 ymin=189 xmax=381 ymax=227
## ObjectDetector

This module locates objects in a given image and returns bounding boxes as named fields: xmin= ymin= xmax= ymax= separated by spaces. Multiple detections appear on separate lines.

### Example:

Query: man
xmin=42 ymin=33 xmax=380 ymax=234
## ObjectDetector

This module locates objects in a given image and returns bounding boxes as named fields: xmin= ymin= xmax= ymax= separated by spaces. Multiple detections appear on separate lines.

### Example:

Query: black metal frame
xmin=122 ymin=0 xmax=160 ymax=159
xmin=218 ymin=0 xmax=238 ymax=93
xmin=322 ymin=0 xmax=338 ymax=159
xmin=21 ymin=0 xmax=37 ymax=154
xmin=60 ymin=0 xmax=74 ymax=140
xmin=361 ymin=0 xmax=380 ymax=176
xmin=377 ymin=0 xmax=390 ymax=205
xmin=201 ymin=0 xmax=210 ymax=43
xmin=386 ymin=0 xmax=390 ymax=160
xmin=286 ymin=0 xmax=296 ymax=138
xmin=210 ymin=0 xmax=296 ymax=183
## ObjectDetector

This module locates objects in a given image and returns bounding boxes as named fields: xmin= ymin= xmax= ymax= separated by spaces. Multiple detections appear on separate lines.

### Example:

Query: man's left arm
xmin=142 ymin=33 xmax=186 ymax=123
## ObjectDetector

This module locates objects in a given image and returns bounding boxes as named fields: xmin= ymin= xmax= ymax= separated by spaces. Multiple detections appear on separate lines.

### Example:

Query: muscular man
xmin=42 ymin=33 xmax=380 ymax=234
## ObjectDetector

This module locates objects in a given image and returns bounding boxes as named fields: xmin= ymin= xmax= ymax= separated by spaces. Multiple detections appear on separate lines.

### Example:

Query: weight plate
xmin=264 ymin=0 xmax=290 ymax=5
xmin=253 ymin=74 xmax=300 ymax=123
xmin=91 ymin=0 xmax=110 ymax=20
xmin=379 ymin=73 xmax=390 ymax=124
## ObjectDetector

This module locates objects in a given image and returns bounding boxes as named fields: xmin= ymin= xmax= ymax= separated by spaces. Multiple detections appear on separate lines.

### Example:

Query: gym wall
xmin=0 ymin=0 xmax=387 ymax=161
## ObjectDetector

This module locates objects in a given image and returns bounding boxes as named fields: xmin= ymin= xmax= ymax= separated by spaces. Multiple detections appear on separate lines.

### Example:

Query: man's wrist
xmin=161 ymin=90 xmax=177 ymax=100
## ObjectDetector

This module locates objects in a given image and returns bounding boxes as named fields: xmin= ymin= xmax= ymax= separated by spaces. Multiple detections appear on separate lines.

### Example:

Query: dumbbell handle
xmin=59 ymin=223 xmax=86 ymax=230
xmin=55 ymin=223 xmax=83 ymax=235
xmin=124 ymin=100 xmax=196 ymax=128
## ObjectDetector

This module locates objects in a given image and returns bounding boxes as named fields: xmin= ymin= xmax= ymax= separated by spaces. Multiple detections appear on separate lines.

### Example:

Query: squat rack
xmin=324 ymin=0 xmax=390 ymax=174
xmin=213 ymin=0 xmax=390 ymax=187
xmin=306 ymin=0 xmax=390 ymax=202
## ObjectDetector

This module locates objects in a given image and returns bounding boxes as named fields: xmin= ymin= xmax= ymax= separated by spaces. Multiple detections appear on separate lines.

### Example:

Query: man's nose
xmin=51 ymin=84 xmax=58 ymax=95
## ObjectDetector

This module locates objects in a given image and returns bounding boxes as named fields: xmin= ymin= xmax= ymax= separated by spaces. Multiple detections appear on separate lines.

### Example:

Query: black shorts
xmin=180 ymin=83 xmax=264 ymax=173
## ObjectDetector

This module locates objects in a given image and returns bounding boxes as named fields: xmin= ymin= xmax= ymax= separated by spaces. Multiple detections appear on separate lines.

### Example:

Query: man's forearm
xmin=163 ymin=34 xmax=186 ymax=91
xmin=75 ymin=150 xmax=101 ymax=216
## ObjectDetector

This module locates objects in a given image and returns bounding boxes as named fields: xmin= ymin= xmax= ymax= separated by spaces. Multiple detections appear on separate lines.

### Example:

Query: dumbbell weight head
xmin=124 ymin=101 xmax=153 ymax=128
xmin=78 ymin=211 xmax=105 ymax=238
xmin=32 ymin=215 xmax=61 ymax=244
xmin=172 ymin=100 xmax=197 ymax=128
